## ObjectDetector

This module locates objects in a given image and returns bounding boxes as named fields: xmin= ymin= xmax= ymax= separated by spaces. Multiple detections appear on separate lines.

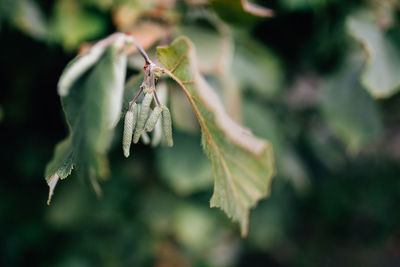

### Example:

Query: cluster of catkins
xmin=122 ymin=84 xmax=173 ymax=158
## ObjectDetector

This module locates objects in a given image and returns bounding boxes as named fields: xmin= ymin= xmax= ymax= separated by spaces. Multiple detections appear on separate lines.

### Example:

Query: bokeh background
xmin=1 ymin=0 xmax=400 ymax=266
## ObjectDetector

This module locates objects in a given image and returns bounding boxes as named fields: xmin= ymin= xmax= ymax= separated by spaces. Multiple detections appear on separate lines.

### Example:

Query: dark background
xmin=1 ymin=0 xmax=400 ymax=266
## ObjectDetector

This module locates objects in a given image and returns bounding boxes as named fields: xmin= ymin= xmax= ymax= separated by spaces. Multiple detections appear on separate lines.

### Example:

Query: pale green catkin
xmin=151 ymin=119 xmax=162 ymax=147
xmin=151 ymin=82 xmax=168 ymax=147
xmin=161 ymin=105 xmax=173 ymax=147
xmin=133 ymin=92 xmax=153 ymax=143
xmin=122 ymin=104 xmax=137 ymax=157
xmin=145 ymin=106 xmax=162 ymax=132
xmin=141 ymin=131 xmax=150 ymax=144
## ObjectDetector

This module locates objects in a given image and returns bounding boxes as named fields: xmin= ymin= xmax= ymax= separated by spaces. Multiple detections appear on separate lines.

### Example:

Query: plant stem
xmin=125 ymin=33 xmax=151 ymax=64
xmin=153 ymin=87 xmax=162 ymax=106
xmin=123 ymin=32 xmax=164 ymax=108
xmin=129 ymin=87 xmax=143 ymax=111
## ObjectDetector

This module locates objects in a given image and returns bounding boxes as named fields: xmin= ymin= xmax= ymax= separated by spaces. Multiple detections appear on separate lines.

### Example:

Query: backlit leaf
xmin=157 ymin=37 xmax=275 ymax=236
xmin=45 ymin=41 xmax=127 ymax=204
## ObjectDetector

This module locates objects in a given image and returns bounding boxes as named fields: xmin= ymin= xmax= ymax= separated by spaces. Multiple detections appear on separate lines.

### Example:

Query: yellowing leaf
xmin=347 ymin=15 xmax=400 ymax=98
xmin=157 ymin=37 xmax=275 ymax=236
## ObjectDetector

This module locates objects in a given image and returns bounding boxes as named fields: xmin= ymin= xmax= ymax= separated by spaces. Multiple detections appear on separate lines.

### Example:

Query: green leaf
xmin=242 ymin=100 xmax=310 ymax=193
xmin=12 ymin=0 xmax=48 ymax=40
xmin=319 ymin=56 xmax=383 ymax=154
xmin=175 ymin=26 xmax=228 ymax=75
xmin=50 ymin=0 xmax=106 ymax=50
xmin=45 ymin=42 xmax=127 ymax=204
xmin=347 ymin=15 xmax=400 ymax=98
xmin=172 ymin=203 xmax=218 ymax=250
xmin=156 ymin=132 xmax=213 ymax=195
xmin=169 ymin=82 xmax=199 ymax=134
xmin=157 ymin=37 xmax=275 ymax=236
xmin=233 ymin=38 xmax=284 ymax=98
xmin=58 ymin=45 xmax=106 ymax=97
xmin=211 ymin=0 xmax=273 ymax=24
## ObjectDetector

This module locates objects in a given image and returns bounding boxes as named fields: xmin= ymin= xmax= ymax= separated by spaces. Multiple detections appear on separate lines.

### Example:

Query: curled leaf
xmin=157 ymin=37 xmax=275 ymax=236
xmin=58 ymin=45 xmax=105 ymax=97
xmin=45 ymin=41 xmax=127 ymax=203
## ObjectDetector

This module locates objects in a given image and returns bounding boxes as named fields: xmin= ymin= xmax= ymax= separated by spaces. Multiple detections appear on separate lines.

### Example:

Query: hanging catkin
xmin=133 ymin=92 xmax=153 ymax=143
xmin=141 ymin=131 xmax=150 ymax=144
xmin=161 ymin=105 xmax=173 ymax=147
xmin=145 ymin=106 xmax=162 ymax=132
xmin=122 ymin=103 xmax=137 ymax=157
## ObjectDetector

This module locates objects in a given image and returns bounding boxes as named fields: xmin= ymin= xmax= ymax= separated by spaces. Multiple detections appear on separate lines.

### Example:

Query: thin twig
xmin=125 ymin=33 xmax=151 ymax=64
xmin=123 ymin=33 xmax=164 ymax=108
xmin=153 ymin=88 xmax=161 ymax=106
xmin=128 ymin=87 xmax=143 ymax=111
xmin=150 ymin=68 xmax=156 ymax=91
xmin=141 ymin=68 xmax=150 ymax=88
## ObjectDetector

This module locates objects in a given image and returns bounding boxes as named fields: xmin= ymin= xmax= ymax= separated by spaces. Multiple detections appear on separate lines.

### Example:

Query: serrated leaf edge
xmin=157 ymin=36 xmax=275 ymax=236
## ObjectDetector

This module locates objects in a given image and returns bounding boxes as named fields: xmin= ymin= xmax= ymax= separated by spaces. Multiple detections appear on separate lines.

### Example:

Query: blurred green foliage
xmin=1 ymin=0 xmax=400 ymax=266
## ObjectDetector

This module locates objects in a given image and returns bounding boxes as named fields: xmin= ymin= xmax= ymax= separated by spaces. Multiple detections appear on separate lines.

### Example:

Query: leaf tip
xmin=210 ymin=198 xmax=249 ymax=237
xmin=46 ymin=174 xmax=60 ymax=205
xmin=241 ymin=0 xmax=274 ymax=18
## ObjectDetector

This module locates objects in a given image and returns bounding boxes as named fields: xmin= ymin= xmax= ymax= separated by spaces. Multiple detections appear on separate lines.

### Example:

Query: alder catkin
xmin=145 ymin=106 xmax=162 ymax=132
xmin=151 ymin=119 xmax=162 ymax=147
xmin=141 ymin=131 xmax=150 ymax=144
xmin=151 ymin=82 xmax=168 ymax=147
xmin=133 ymin=92 xmax=153 ymax=143
xmin=122 ymin=104 xmax=137 ymax=157
xmin=161 ymin=105 xmax=173 ymax=147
